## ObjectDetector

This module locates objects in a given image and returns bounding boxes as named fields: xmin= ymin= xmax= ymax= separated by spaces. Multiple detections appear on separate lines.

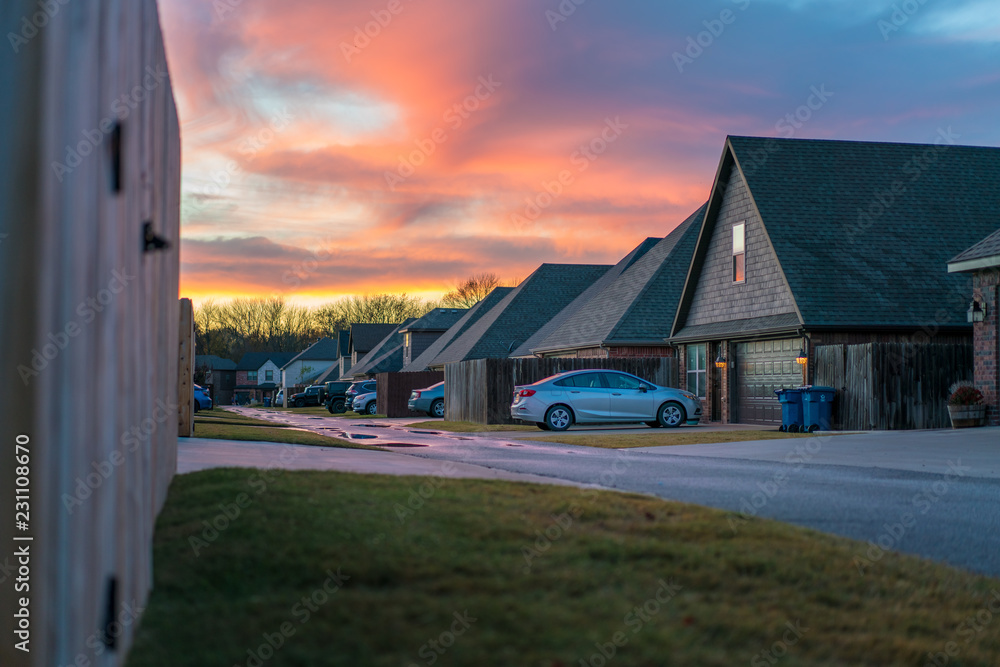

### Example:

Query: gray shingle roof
xmin=401 ymin=287 xmax=515 ymax=372
xmin=235 ymin=351 xmax=296 ymax=371
xmin=348 ymin=323 xmax=402 ymax=355
xmin=281 ymin=337 xmax=341 ymax=369
xmin=400 ymin=308 xmax=469 ymax=332
xmin=346 ymin=319 xmax=415 ymax=377
xmin=194 ymin=354 xmax=237 ymax=371
xmin=948 ymin=227 xmax=1000 ymax=270
xmin=533 ymin=205 xmax=705 ymax=353
xmin=677 ymin=136 xmax=1000 ymax=332
xmin=429 ymin=264 xmax=612 ymax=367
xmin=337 ymin=330 xmax=351 ymax=357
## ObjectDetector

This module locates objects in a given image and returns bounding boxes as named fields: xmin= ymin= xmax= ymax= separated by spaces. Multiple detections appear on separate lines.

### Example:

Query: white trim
xmin=948 ymin=255 xmax=1000 ymax=273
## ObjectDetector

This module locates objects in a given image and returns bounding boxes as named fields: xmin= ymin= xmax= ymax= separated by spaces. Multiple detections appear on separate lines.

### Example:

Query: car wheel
xmin=657 ymin=401 xmax=685 ymax=428
xmin=366 ymin=401 xmax=377 ymax=415
xmin=536 ymin=422 xmax=550 ymax=430
xmin=332 ymin=399 xmax=346 ymax=414
xmin=193 ymin=401 xmax=200 ymax=413
xmin=544 ymin=405 xmax=573 ymax=431
xmin=294 ymin=399 xmax=305 ymax=408
xmin=645 ymin=421 xmax=661 ymax=428
xmin=429 ymin=399 xmax=444 ymax=419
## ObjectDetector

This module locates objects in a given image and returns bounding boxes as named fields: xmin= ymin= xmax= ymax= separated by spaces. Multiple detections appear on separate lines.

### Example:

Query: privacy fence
xmin=376 ymin=371 xmax=444 ymax=417
xmin=814 ymin=343 xmax=973 ymax=430
xmin=445 ymin=357 xmax=679 ymax=425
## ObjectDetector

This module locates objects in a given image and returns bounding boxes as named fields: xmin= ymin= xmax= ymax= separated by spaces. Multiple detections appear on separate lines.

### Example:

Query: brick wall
xmin=608 ymin=346 xmax=675 ymax=358
xmin=973 ymin=269 xmax=1000 ymax=425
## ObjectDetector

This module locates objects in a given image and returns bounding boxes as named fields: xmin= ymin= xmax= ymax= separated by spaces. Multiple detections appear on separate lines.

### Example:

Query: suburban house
xmin=400 ymin=308 xmax=468 ymax=367
xmin=948 ymin=227 xmax=1000 ymax=426
xmin=668 ymin=136 xmax=1000 ymax=426
xmin=530 ymin=204 xmax=705 ymax=359
xmin=426 ymin=264 xmax=612 ymax=370
xmin=345 ymin=323 xmax=401 ymax=370
xmin=347 ymin=318 xmax=417 ymax=379
xmin=235 ymin=351 xmax=296 ymax=404
xmin=401 ymin=287 xmax=515 ymax=373
xmin=280 ymin=336 xmax=340 ymax=395
xmin=193 ymin=354 xmax=237 ymax=405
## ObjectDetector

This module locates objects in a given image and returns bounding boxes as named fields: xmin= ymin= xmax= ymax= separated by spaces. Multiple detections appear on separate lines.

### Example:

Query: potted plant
xmin=947 ymin=382 xmax=986 ymax=429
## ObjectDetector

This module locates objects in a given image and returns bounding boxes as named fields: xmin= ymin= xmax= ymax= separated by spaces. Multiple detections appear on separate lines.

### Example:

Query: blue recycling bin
xmin=801 ymin=386 xmax=836 ymax=432
xmin=774 ymin=388 xmax=804 ymax=432
xmin=264 ymin=397 xmax=272 ymax=407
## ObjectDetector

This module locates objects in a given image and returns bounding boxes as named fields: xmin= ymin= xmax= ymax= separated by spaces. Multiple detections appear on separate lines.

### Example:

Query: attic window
xmin=732 ymin=222 xmax=746 ymax=283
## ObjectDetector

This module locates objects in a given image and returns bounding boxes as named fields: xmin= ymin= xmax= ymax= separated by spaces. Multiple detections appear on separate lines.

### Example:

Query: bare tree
xmin=441 ymin=272 xmax=520 ymax=308
xmin=314 ymin=294 xmax=434 ymax=334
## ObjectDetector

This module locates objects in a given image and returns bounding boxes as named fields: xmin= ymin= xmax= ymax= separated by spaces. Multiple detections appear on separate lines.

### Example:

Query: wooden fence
xmin=376 ymin=371 xmax=444 ymax=417
xmin=814 ymin=343 xmax=973 ymax=430
xmin=0 ymin=2 xmax=181 ymax=666
xmin=445 ymin=357 xmax=678 ymax=425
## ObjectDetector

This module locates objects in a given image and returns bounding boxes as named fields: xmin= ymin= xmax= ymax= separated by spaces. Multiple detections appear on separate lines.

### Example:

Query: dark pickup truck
xmin=290 ymin=385 xmax=327 ymax=408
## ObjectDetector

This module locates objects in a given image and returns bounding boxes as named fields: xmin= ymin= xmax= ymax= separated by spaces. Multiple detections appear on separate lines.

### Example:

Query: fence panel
xmin=377 ymin=371 xmax=444 ymax=417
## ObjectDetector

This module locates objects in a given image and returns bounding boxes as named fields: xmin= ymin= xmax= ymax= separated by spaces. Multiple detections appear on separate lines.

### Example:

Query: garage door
xmin=735 ymin=338 xmax=802 ymax=425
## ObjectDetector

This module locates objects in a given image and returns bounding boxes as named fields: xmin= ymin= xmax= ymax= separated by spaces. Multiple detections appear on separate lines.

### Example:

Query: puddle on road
xmin=360 ymin=424 xmax=390 ymax=429
xmin=348 ymin=434 xmax=378 ymax=440
xmin=505 ymin=443 xmax=523 ymax=447
xmin=408 ymin=430 xmax=442 ymax=435
xmin=308 ymin=417 xmax=325 ymax=420
xmin=449 ymin=436 xmax=473 ymax=441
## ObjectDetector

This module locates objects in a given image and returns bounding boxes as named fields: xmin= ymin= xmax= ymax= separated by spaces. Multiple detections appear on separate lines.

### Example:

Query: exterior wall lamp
xmin=715 ymin=352 xmax=727 ymax=369
xmin=968 ymin=299 xmax=987 ymax=323
xmin=796 ymin=348 xmax=808 ymax=365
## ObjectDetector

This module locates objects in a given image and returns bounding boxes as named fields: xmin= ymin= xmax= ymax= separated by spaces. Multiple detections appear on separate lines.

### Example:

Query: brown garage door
xmin=735 ymin=338 xmax=802 ymax=425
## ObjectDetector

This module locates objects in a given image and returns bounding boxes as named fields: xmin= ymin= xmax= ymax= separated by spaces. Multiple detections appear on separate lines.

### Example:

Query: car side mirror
xmin=639 ymin=386 xmax=647 ymax=393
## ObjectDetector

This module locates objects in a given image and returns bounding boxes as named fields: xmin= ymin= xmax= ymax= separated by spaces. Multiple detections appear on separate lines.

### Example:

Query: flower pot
xmin=948 ymin=404 xmax=986 ymax=429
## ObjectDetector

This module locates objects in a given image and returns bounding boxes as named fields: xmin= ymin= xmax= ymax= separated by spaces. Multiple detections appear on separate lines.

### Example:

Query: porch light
xmin=715 ymin=352 xmax=727 ymax=369
xmin=796 ymin=348 xmax=808 ymax=365
xmin=968 ymin=299 xmax=987 ymax=323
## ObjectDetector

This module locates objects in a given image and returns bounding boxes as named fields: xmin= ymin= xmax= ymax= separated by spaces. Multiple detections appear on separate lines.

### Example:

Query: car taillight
xmin=517 ymin=389 xmax=536 ymax=398
xmin=413 ymin=391 xmax=421 ymax=398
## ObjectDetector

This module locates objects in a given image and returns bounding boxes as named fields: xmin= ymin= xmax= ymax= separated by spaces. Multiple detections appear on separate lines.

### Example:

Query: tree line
xmin=194 ymin=273 xmax=518 ymax=361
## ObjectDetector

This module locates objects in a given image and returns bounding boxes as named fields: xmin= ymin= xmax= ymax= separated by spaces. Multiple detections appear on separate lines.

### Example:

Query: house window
xmin=265 ymin=370 xmax=273 ymax=382
xmin=247 ymin=371 xmax=258 ymax=383
xmin=686 ymin=344 xmax=707 ymax=398
xmin=404 ymin=332 xmax=411 ymax=348
xmin=732 ymin=222 xmax=746 ymax=283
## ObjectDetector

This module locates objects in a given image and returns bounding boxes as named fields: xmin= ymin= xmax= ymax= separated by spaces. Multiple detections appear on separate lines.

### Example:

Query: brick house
xmin=668 ymin=136 xmax=1000 ymax=425
xmin=193 ymin=354 xmax=237 ymax=406
xmin=948 ymin=228 xmax=1000 ymax=426
xmin=530 ymin=204 xmax=704 ymax=359
xmin=235 ymin=351 xmax=295 ymax=404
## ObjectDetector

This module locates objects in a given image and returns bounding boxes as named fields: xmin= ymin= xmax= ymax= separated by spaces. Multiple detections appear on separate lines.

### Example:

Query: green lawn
xmin=128 ymin=470 xmax=1000 ymax=667
xmin=523 ymin=430 xmax=838 ymax=448
xmin=194 ymin=413 xmax=378 ymax=451
xmin=408 ymin=420 xmax=539 ymax=432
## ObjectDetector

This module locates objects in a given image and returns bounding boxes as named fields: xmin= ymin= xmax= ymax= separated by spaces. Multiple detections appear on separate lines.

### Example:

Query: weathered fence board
xmin=376 ymin=371 xmax=444 ymax=417
xmin=446 ymin=357 xmax=678 ymax=425
xmin=814 ymin=343 xmax=972 ymax=430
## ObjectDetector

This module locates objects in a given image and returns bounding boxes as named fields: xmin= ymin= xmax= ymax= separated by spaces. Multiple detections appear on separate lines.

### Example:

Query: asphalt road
xmin=223 ymin=408 xmax=1000 ymax=578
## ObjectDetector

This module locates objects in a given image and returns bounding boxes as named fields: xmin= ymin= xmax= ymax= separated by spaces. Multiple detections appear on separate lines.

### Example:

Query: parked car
xmin=274 ymin=390 xmax=284 ymax=407
xmin=324 ymin=380 xmax=354 ymax=414
xmin=408 ymin=381 xmax=444 ymax=418
xmin=352 ymin=391 xmax=378 ymax=415
xmin=193 ymin=384 xmax=213 ymax=412
xmin=290 ymin=384 xmax=327 ymax=408
xmin=344 ymin=381 xmax=376 ymax=409
xmin=510 ymin=370 xmax=701 ymax=431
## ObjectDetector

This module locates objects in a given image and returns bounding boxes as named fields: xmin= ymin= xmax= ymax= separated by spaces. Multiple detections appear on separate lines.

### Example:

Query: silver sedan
xmin=510 ymin=370 xmax=702 ymax=431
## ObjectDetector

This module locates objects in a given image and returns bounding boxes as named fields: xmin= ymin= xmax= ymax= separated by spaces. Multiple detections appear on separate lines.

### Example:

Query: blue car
xmin=408 ymin=382 xmax=444 ymax=418
xmin=193 ymin=384 xmax=213 ymax=412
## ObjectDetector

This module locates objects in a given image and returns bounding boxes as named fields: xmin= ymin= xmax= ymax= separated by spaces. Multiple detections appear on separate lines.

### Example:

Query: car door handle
xmin=570 ymin=391 xmax=581 ymax=394
xmin=612 ymin=393 xmax=622 ymax=396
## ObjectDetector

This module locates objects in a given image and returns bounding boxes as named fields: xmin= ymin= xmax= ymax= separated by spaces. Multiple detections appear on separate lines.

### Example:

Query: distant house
xmin=401 ymin=287 xmax=515 ymax=373
xmin=668 ymin=136 xmax=999 ymax=425
xmin=345 ymin=323 xmax=401 ymax=371
xmin=193 ymin=354 xmax=237 ymax=406
xmin=346 ymin=318 xmax=417 ymax=379
xmin=530 ymin=206 xmax=703 ymax=359
xmin=235 ymin=351 xmax=296 ymax=404
xmin=948 ymin=227 xmax=1000 ymax=426
xmin=280 ymin=336 xmax=340 ymax=395
xmin=400 ymin=308 xmax=468 ymax=367
xmin=425 ymin=264 xmax=612 ymax=370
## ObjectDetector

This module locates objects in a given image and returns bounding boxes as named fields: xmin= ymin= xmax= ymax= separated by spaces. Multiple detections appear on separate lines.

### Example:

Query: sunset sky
xmin=159 ymin=0 xmax=1000 ymax=307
